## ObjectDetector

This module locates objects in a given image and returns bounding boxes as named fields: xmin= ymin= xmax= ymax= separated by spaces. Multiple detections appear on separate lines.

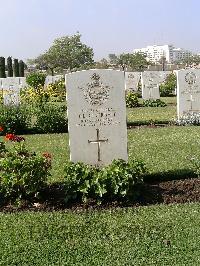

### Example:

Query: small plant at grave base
xmin=0 ymin=130 xmax=51 ymax=204
xmin=143 ymin=99 xmax=167 ymax=107
xmin=176 ymin=113 xmax=200 ymax=126
xmin=126 ymin=92 xmax=139 ymax=108
xmin=63 ymin=159 xmax=147 ymax=204
xmin=190 ymin=156 xmax=200 ymax=177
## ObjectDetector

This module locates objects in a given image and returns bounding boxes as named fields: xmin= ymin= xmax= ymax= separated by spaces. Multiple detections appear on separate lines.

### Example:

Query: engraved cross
xmin=88 ymin=129 xmax=108 ymax=162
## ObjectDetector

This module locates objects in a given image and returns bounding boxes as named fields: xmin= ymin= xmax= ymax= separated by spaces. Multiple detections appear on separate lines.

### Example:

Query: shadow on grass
xmin=143 ymin=168 xmax=196 ymax=183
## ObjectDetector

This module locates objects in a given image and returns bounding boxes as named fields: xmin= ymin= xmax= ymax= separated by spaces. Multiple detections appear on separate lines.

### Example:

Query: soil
xmin=1 ymin=178 xmax=200 ymax=212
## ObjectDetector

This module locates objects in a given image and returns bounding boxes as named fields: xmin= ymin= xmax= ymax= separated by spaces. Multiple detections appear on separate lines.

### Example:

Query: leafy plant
xmin=34 ymin=103 xmax=68 ymax=133
xmin=126 ymin=92 xmax=139 ymax=108
xmin=64 ymin=159 xmax=147 ymax=203
xmin=0 ymin=105 xmax=31 ymax=134
xmin=159 ymin=73 xmax=177 ymax=97
xmin=143 ymin=99 xmax=167 ymax=107
xmin=0 ymin=133 xmax=51 ymax=202
xmin=26 ymin=72 xmax=46 ymax=89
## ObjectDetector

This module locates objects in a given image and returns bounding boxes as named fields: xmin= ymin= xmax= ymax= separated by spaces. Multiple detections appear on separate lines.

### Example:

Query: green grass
xmin=127 ymin=97 xmax=177 ymax=124
xmin=0 ymin=204 xmax=200 ymax=265
xmin=23 ymin=126 xmax=200 ymax=182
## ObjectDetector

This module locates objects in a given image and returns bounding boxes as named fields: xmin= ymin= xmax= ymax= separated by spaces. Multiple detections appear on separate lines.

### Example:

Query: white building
xmin=133 ymin=44 xmax=193 ymax=63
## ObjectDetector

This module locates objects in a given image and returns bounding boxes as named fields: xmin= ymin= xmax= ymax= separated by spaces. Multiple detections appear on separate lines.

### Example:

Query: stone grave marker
xmin=141 ymin=71 xmax=160 ymax=100
xmin=125 ymin=72 xmax=141 ymax=92
xmin=2 ymin=77 xmax=20 ymax=105
xmin=45 ymin=75 xmax=63 ymax=86
xmin=66 ymin=69 xmax=128 ymax=166
xmin=19 ymin=77 xmax=27 ymax=89
xmin=141 ymin=71 xmax=171 ymax=100
xmin=177 ymin=69 xmax=200 ymax=118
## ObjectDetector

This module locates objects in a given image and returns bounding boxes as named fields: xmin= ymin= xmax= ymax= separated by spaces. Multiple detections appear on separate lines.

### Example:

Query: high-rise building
xmin=133 ymin=44 xmax=193 ymax=63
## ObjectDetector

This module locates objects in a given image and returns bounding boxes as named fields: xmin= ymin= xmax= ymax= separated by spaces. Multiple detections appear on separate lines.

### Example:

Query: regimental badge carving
xmin=79 ymin=73 xmax=110 ymax=105
xmin=185 ymin=72 xmax=197 ymax=85
xmin=128 ymin=73 xmax=134 ymax=79
xmin=148 ymin=73 xmax=157 ymax=83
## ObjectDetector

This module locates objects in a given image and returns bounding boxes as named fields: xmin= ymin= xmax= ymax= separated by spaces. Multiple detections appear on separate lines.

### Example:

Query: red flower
xmin=0 ymin=126 xmax=3 ymax=132
xmin=5 ymin=133 xmax=16 ymax=141
xmin=42 ymin=152 xmax=52 ymax=159
xmin=4 ymin=134 xmax=25 ymax=142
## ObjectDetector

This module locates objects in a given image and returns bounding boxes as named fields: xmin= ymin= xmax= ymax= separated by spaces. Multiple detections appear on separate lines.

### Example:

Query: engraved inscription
xmin=77 ymin=107 xmax=120 ymax=127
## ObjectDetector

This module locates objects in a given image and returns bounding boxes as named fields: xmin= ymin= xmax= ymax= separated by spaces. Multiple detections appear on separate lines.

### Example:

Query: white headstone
xmin=2 ymin=77 xmax=20 ymax=105
xmin=141 ymin=71 xmax=160 ymax=100
xmin=19 ymin=77 xmax=27 ymax=89
xmin=66 ymin=69 xmax=128 ymax=166
xmin=125 ymin=72 xmax=141 ymax=92
xmin=177 ymin=69 xmax=200 ymax=118
xmin=45 ymin=75 xmax=63 ymax=86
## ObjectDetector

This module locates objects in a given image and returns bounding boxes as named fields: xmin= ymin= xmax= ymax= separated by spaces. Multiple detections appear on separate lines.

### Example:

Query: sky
xmin=0 ymin=0 xmax=200 ymax=61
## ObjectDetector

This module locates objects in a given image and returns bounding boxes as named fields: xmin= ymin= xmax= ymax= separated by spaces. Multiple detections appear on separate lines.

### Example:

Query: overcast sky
xmin=1 ymin=0 xmax=199 ymax=61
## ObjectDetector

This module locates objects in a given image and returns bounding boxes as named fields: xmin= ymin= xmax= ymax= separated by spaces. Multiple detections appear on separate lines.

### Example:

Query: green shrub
xmin=34 ymin=103 xmax=68 ymax=133
xmin=143 ymin=99 xmax=167 ymax=107
xmin=190 ymin=156 xmax=200 ymax=177
xmin=0 ymin=136 xmax=51 ymax=202
xmin=0 ymin=105 xmax=31 ymax=134
xmin=26 ymin=72 xmax=46 ymax=89
xmin=126 ymin=92 xmax=139 ymax=108
xmin=64 ymin=159 xmax=147 ymax=203
xmin=159 ymin=73 xmax=177 ymax=97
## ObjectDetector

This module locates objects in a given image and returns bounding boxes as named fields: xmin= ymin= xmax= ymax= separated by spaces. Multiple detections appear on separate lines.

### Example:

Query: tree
xmin=159 ymin=73 xmax=177 ymax=97
xmin=7 ymin=56 xmax=13 ymax=77
xmin=19 ymin=60 xmax=25 ymax=77
xmin=13 ymin=59 xmax=20 ymax=77
xmin=30 ymin=33 xmax=94 ymax=75
xmin=0 ymin=57 xmax=6 ymax=78
xmin=117 ymin=52 xmax=149 ymax=71
xmin=108 ymin=54 xmax=118 ymax=65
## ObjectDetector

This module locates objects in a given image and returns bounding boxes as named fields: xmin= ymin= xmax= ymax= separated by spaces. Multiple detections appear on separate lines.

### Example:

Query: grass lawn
xmin=127 ymin=97 xmax=177 ymax=124
xmin=23 ymin=126 xmax=200 ymax=182
xmin=0 ymin=203 xmax=200 ymax=265
xmin=127 ymin=106 xmax=176 ymax=124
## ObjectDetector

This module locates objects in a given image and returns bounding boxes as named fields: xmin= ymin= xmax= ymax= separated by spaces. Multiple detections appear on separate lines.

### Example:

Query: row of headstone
xmin=66 ymin=68 xmax=200 ymax=167
xmin=125 ymin=71 xmax=171 ymax=100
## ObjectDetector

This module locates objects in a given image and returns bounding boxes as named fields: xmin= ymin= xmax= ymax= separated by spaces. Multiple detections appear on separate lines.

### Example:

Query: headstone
xmin=45 ymin=75 xmax=63 ymax=86
xmin=141 ymin=71 xmax=172 ymax=100
xmin=19 ymin=77 xmax=27 ymax=89
xmin=125 ymin=72 xmax=141 ymax=92
xmin=2 ymin=77 xmax=20 ymax=105
xmin=177 ymin=69 xmax=200 ymax=118
xmin=141 ymin=71 xmax=160 ymax=100
xmin=66 ymin=69 xmax=128 ymax=166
